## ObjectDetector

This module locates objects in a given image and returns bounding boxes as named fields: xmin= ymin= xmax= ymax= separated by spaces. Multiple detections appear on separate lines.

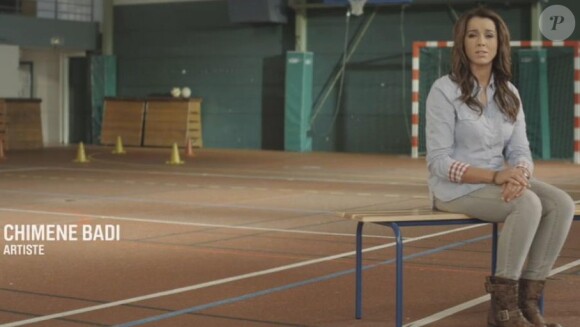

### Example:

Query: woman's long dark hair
xmin=450 ymin=7 xmax=520 ymax=123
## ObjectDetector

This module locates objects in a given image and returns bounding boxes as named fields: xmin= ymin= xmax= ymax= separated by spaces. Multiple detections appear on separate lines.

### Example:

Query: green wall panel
xmin=114 ymin=1 xmax=291 ymax=150
xmin=90 ymin=55 xmax=117 ymax=144
xmin=114 ymin=1 xmax=529 ymax=153
xmin=285 ymin=51 xmax=314 ymax=152
xmin=202 ymin=114 xmax=263 ymax=149
xmin=307 ymin=4 xmax=529 ymax=154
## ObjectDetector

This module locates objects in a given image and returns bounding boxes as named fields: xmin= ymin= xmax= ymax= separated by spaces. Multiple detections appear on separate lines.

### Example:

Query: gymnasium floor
xmin=0 ymin=146 xmax=578 ymax=327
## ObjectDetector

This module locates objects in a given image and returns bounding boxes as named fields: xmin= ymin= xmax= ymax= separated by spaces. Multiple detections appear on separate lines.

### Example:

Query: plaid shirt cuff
xmin=449 ymin=161 xmax=470 ymax=183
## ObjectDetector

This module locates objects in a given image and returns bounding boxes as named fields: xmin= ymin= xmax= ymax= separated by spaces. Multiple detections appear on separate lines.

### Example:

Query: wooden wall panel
xmin=101 ymin=98 xmax=146 ymax=146
xmin=144 ymin=98 xmax=202 ymax=147
xmin=1 ymin=99 xmax=43 ymax=150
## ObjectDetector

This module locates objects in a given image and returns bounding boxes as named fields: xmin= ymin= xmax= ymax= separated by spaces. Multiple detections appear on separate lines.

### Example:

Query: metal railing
xmin=0 ymin=0 xmax=98 ymax=22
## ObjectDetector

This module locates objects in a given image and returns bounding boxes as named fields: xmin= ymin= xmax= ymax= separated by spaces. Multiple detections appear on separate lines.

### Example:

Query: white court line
xmin=0 ymin=167 xmax=53 ymax=173
xmin=0 ymin=189 xmax=333 ymax=215
xmin=403 ymin=259 xmax=580 ymax=327
xmin=1 ymin=172 xmax=429 ymax=199
xmin=0 ymin=207 xmax=395 ymax=239
xmin=0 ymin=176 xmax=427 ymax=200
xmin=46 ymin=166 xmax=429 ymax=186
xmin=1 ymin=216 xmax=484 ymax=327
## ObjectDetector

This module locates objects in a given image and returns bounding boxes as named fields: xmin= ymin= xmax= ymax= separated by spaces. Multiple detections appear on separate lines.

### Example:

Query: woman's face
xmin=464 ymin=17 xmax=498 ymax=69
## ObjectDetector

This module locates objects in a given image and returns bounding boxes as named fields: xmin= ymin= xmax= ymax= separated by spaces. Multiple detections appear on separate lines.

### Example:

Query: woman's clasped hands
xmin=493 ymin=167 xmax=531 ymax=202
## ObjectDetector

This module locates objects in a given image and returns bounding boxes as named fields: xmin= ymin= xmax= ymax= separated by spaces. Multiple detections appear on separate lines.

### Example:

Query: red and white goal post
xmin=411 ymin=40 xmax=580 ymax=164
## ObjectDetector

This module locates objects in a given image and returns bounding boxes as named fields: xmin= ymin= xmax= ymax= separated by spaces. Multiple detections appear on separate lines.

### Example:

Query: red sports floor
xmin=0 ymin=146 xmax=578 ymax=327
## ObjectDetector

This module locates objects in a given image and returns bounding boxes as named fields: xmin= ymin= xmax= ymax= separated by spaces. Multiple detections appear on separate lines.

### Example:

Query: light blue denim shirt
xmin=426 ymin=74 xmax=534 ymax=202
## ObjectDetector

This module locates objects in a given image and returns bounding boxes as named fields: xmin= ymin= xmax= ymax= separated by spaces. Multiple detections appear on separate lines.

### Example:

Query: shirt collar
xmin=471 ymin=74 xmax=496 ymax=96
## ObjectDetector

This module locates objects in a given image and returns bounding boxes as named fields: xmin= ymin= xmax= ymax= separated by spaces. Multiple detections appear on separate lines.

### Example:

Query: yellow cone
xmin=166 ymin=142 xmax=184 ymax=165
xmin=112 ymin=136 xmax=126 ymax=154
xmin=73 ymin=142 xmax=90 ymax=163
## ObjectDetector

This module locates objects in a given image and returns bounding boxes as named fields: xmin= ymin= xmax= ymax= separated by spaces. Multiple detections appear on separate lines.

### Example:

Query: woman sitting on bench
xmin=425 ymin=7 xmax=575 ymax=327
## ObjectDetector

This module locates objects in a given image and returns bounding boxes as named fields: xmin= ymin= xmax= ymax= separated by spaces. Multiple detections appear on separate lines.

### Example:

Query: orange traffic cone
xmin=166 ymin=142 xmax=184 ymax=165
xmin=112 ymin=136 xmax=126 ymax=154
xmin=73 ymin=142 xmax=90 ymax=163
xmin=185 ymin=138 xmax=195 ymax=157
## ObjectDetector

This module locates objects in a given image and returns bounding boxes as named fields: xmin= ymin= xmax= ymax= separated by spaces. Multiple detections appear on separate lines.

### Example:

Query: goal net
xmin=411 ymin=40 xmax=580 ymax=163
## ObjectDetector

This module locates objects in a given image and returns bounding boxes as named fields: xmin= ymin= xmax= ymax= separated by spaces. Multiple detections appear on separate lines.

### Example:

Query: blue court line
xmin=114 ymin=234 xmax=491 ymax=327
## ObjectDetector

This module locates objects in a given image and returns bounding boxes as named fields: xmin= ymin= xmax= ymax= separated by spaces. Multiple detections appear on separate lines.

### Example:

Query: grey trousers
xmin=434 ymin=179 xmax=574 ymax=280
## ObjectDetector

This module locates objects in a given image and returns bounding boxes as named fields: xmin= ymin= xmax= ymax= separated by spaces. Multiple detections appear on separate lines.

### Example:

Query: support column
xmin=102 ymin=0 xmax=114 ymax=55
xmin=294 ymin=0 xmax=307 ymax=52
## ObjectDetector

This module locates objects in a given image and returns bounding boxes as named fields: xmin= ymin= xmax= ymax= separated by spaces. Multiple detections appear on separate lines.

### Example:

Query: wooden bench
xmin=340 ymin=205 xmax=580 ymax=327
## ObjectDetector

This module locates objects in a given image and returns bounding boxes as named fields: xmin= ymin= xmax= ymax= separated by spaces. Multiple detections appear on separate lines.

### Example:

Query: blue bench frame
xmin=352 ymin=213 xmax=580 ymax=327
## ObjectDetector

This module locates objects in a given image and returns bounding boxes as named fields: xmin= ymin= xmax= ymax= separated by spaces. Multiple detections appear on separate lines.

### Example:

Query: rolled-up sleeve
xmin=505 ymin=87 xmax=534 ymax=175
xmin=426 ymin=82 xmax=470 ymax=183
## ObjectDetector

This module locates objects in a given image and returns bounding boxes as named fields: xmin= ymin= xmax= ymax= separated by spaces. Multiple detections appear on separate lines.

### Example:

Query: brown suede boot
xmin=485 ymin=276 xmax=534 ymax=327
xmin=519 ymin=279 xmax=563 ymax=327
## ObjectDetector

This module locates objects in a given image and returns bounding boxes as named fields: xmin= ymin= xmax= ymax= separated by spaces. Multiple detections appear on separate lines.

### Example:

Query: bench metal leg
xmin=389 ymin=222 xmax=404 ymax=327
xmin=355 ymin=221 xmax=501 ymax=327
xmin=354 ymin=221 xmax=403 ymax=327
xmin=355 ymin=222 xmax=364 ymax=319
